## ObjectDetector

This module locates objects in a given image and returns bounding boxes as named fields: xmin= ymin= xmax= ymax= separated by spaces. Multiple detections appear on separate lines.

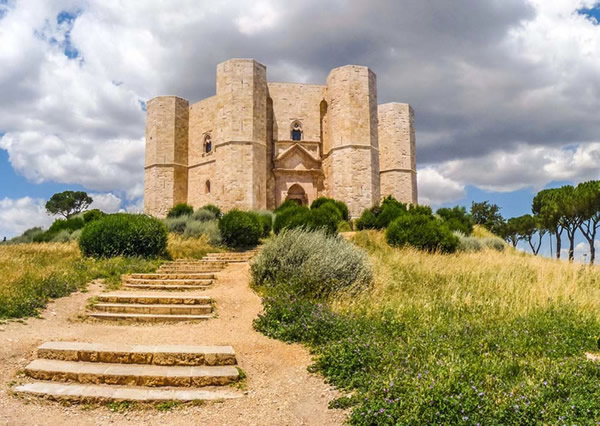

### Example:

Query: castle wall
xmin=267 ymin=83 xmax=326 ymax=144
xmin=325 ymin=66 xmax=380 ymax=217
xmin=378 ymin=103 xmax=418 ymax=204
xmin=144 ymin=96 xmax=189 ymax=217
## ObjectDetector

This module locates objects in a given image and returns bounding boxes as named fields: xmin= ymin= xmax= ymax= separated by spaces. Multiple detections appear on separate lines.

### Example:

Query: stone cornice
xmin=380 ymin=168 xmax=417 ymax=174
xmin=273 ymin=168 xmax=323 ymax=176
xmin=145 ymin=163 xmax=188 ymax=169
xmin=189 ymin=158 xmax=217 ymax=169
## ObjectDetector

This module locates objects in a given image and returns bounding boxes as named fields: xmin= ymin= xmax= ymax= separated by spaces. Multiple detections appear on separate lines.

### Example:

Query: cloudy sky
xmin=1 ymin=0 xmax=600 ymax=240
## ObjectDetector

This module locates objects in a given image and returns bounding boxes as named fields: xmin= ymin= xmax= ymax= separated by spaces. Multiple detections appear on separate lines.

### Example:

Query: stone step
xmin=91 ymin=303 xmax=213 ymax=315
xmin=123 ymin=278 xmax=213 ymax=286
xmin=96 ymin=293 xmax=212 ymax=305
xmin=129 ymin=273 xmax=215 ymax=280
xmin=123 ymin=284 xmax=211 ymax=291
xmin=87 ymin=312 xmax=212 ymax=322
xmin=14 ymin=382 xmax=241 ymax=402
xmin=170 ymin=260 xmax=228 ymax=264
xmin=36 ymin=342 xmax=236 ymax=366
xmin=25 ymin=359 xmax=239 ymax=387
xmin=157 ymin=268 xmax=224 ymax=274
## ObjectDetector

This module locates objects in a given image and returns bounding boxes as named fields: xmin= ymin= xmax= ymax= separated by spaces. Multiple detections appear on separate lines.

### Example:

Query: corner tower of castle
xmin=144 ymin=58 xmax=417 ymax=218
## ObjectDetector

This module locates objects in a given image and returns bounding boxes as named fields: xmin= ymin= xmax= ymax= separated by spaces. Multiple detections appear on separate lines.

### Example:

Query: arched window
xmin=204 ymin=134 xmax=212 ymax=154
xmin=291 ymin=121 xmax=302 ymax=141
xmin=205 ymin=180 xmax=211 ymax=194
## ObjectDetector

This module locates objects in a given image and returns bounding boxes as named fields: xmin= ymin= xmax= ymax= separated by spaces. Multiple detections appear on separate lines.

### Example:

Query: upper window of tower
xmin=204 ymin=134 xmax=212 ymax=154
xmin=291 ymin=121 xmax=302 ymax=141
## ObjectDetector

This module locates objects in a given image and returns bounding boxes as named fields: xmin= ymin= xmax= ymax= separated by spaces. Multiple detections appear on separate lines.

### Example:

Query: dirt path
xmin=0 ymin=263 xmax=346 ymax=425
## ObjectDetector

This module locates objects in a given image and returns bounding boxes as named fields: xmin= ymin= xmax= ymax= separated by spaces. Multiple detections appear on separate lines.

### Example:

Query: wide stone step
xmin=123 ymin=284 xmax=211 ymax=291
xmin=157 ymin=268 xmax=224 ymax=274
xmin=14 ymin=382 xmax=241 ymax=402
xmin=96 ymin=293 xmax=212 ymax=305
xmin=36 ymin=342 xmax=236 ymax=366
xmin=25 ymin=359 xmax=239 ymax=387
xmin=124 ymin=278 xmax=213 ymax=285
xmin=91 ymin=303 xmax=213 ymax=315
xmin=129 ymin=273 xmax=215 ymax=280
xmin=87 ymin=312 xmax=212 ymax=322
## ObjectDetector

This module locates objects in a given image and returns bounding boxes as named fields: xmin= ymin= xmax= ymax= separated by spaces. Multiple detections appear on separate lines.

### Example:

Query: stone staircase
xmin=86 ymin=250 xmax=259 ymax=322
xmin=14 ymin=342 xmax=242 ymax=402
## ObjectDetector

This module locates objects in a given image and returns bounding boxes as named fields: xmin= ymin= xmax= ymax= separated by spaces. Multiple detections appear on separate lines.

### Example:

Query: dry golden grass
xmin=167 ymin=234 xmax=223 ymax=259
xmin=349 ymin=230 xmax=600 ymax=320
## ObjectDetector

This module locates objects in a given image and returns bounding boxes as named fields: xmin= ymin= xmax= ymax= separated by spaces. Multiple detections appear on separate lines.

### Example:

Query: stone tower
xmin=378 ymin=103 xmax=418 ymax=204
xmin=324 ymin=66 xmax=380 ymax=217
xmin=214 ymin=59 xmax=268 ymax=211
xmin=144 ymin=96 xmax=189 ymax=217
xmin=144 ymin=59 xmax=417 ymax=218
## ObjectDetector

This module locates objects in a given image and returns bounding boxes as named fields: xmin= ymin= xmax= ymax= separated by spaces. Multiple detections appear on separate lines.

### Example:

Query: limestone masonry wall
xmin=144 ymin=58 xmax=418 ymax=218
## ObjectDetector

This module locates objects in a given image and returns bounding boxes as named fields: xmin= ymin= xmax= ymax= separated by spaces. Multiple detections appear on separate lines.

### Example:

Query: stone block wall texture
xmin=325 ymin=65 xmax=380 ymax=217
xmin=378 ymin=103 xmax=417 ymax=204
xmin=144 ymin=59 xmax=417 ymax=218
xmin=144 ymin=96 xmax=189 ymax=216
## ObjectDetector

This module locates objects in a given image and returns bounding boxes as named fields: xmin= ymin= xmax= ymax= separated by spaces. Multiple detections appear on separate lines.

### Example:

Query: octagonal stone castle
xmin=144 ymin=58 xmax=417 ymax=218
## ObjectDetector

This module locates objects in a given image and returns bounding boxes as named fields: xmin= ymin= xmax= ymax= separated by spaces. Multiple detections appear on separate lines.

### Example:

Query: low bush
xmin=437 ymin=206 xmax=474 ymax=235
xmin=79 ymin=213 xmax=168 ymax=258
xmin=9 ymin=227 xmax=44 ymax=244
xmin=386 ymin=214 xmax=459 ymax=253
xmin=251 ymin=228 xmax=372 ymax=298
xmin=455 ymin=231 xmax=506 ymax=252
xmin=310 ymin=197 xmax=350 ymax=221
xmin=337 ymin=220 xmax=352 ymax=232
xmin=201 ymin=204 xmax=222 ymax=218
xmin=83 ymin=209 xmax=106 ymax=223
xmin=167 ymin=203 xmax=194 ymax=218
xmin=273 ymin=203 xmax=341 ymax=235
xmin=164 ymin=216 xmax=190 ymax=234
xmin=274 ymin=199 xmax=300 ymax=213
xmin=51 ymin=230 xmax=72 ymax=243
xmin=183 ymin=220 xmax=222 ymax=245
xmin=192 ymin=208 xmax=217 ymax=222
xmin=355 ymin=209 xmax=378 ymax=230
xmin=356 ymin=197 xmax=409 ymax=231
xmin=273 ymin=205 xmax=310 ymax=234
xmin=219 ymin=209 xmax=261 ymax=248
xmin=254 ymin=211 xmax=273 ymax=238
xmin=374 ymin=204 xmax=406 ymax=229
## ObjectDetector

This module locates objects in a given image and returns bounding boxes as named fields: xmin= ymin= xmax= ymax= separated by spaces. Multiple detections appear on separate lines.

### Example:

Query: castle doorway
xmin=286 ymin=184 xmax=308 ymax=206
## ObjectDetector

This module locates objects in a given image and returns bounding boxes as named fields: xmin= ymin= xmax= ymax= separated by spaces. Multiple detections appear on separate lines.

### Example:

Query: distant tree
xmin=532 ymin=188 xmax=564 ymax=260
xmin=45 ymin=191 xmax=93 ymax=219
xmin=515 ymin=214 xmax=546 ymax=256
xmin=498 ymin=217 xmax=521 ymax=248
xmin=555 ymin=186 xmax=582 ymax=262
xmin=575 ymin=181 xmax=600 ymax=265
xmin=470 ymin=201 xmax=504 ymax=234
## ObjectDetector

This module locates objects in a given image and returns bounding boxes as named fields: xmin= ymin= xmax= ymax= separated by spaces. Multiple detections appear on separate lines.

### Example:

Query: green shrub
xmin=482 ymin=236 xmax=506 ymax=251
xmin=183 ymin=220 xmax=222 ymax=245
xmin=437 ymin=206 xmax=474 ymax=235
xmin=310 ymin=197 xmax=350 ymax=221
xmin=33 ymin=216 xmax=85 ymax=242
xmin=355 ymin=209 xmax=377 ymax=230
xmin=83 ymin=209 xmax=106 ymax=223
xmin=309 ymin=203 xmax=341 ymax=234
xmin=386 ymin=214 xmax=459 ymax=253
xmin=273 ymin=205 xmax=310 ymax=234
xmin=79 ymin=213 xmax=168 ymax=258
xmin=70 ymin=229 xmax=82 ymax=241
xmin=164 ymin=216 xmax=190 ymax=234
xmin=51 ymin=230 xmax=72 ymax=243
xmin=455 ymin=231 xmax=506 ymax=252
xmin=251 ymin=228 xmax=372 ymax=298
xmin=254 ymin=211 xmax=273 ymax=238
xmin=274 ymin=199 xmax=300 ymax=213
xmin=10 ymin=227 xmax=44 ymax=244
xmin=201 ymin=204 xmax=221 ymax=218
xmin=192 ymin=208 xmax=217 ymax=222
xmin=167 ymin=203 xmax=194 ymax=218
xmin=218 ymin=210 xmax=261 ymax=248
xmin=374 ymin=204 xmax=406 ymax=229
xmin=337 ymin=220 xmax=352 ymax=232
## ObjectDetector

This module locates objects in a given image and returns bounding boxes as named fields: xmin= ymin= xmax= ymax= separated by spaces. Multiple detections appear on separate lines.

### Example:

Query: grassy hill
xmin=254 ymin=228 xmax=600 ymax=424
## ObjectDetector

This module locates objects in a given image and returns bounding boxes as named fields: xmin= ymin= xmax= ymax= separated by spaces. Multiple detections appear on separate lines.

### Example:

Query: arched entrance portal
xmin=286 ymin=184 xmax=308 ymax=206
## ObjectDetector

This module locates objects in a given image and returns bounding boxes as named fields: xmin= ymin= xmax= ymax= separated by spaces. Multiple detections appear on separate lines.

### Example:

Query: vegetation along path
xmin=0 ymin=253 xmax=344 ymax=425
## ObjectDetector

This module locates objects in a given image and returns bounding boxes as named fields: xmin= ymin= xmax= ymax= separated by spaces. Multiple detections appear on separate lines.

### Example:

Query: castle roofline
xmin=328 ymin=64 xmax=375 ymax=76
xmin=147 ymin=95 xmax=189 ymax=103
xmin=217 ymin=58 xmax=266 ymax=69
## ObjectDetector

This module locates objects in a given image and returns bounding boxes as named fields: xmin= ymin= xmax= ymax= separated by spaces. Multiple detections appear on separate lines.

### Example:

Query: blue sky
xmin=1 ymin=0 xmax=600 ymax=258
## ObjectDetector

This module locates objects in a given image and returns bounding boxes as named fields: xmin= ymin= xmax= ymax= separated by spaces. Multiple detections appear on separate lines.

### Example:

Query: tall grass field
xmin=253 ymin=228 xmax=600 ymax=424
xmin=0 ymin=235 xmax=217 ymax=320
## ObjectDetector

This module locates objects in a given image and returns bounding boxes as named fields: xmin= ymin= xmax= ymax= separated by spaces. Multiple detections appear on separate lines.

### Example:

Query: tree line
xmin=471 ymin=181 xmax=600 ymax=264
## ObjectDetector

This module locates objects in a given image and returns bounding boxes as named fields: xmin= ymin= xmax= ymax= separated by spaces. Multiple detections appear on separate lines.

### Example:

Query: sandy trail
xmin=0 ymin=263 xmax=346 ymax=425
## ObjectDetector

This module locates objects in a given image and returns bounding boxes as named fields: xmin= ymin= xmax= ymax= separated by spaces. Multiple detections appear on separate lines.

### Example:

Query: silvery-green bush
xmin=250 ymin=228 xmax=372 ymax=298
xmin=183 ymin=220 xmax=222 ymax=245
xmin=164 ymin=216 xmax=190 ymax=234
xmin=455 ymin=231 xmax=505 ymax=252
xmin=193 ymin=208 xmax=217 ymax=222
